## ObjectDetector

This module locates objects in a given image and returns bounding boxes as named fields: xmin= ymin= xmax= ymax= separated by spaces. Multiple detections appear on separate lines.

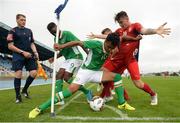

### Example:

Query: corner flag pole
xmin=50 ymin=0 xmax=69 ymax=117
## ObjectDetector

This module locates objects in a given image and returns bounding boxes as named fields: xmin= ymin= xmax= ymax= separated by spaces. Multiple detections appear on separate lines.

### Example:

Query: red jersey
xmin=112 ymin=22 xmax=142 ymax=63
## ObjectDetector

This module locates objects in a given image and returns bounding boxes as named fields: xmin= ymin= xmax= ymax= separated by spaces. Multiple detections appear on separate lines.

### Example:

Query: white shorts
xmin=72 ymin=68 xmax=103 ymax=85
xmin=60 ymin=59 xmax=83 ymax=74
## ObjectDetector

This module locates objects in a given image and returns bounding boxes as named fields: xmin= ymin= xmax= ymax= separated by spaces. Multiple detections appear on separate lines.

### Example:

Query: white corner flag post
xmin=50 ymin=0 xmax=69 ymax=117
xmin=50 ymin=20 xmax=60 ymax=117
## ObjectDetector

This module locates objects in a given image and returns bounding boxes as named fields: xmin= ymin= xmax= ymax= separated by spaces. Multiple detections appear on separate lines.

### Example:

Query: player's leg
xmin=14 ymin=70 xmax=23 ymax=103
xmin=12 ymin=60 xmax=24 ymax=103
xmin=63 ymin=59 xmax=92 ymax=101
xmin=127 ymin=59 xmax=157 ymax=105
xmin=22 ymin=59 xmax=37 ymax=98
xmin=88 ymin=69 xmax=135 ymax=111
xmin=101 ymin=60 xmax=130 ymax=101
xmin=100 ymin=82 xmax=114 ymax=102
xmin=56 ymin=68 xmax=91 ymax=103
xmin=29 ymin=67 xmax=65 ymax=118
xmin=100 ymin=60 xmax=116 ymax=102
xmin=101 ymin=71 xmax=135 ymax=110
xmin=29 ymin=78 xmax=65 ymax=118
xmin=116 ymin=67 xmax=130 ymax=100
xmin=29 ymin=68 xmax=89 ymax=119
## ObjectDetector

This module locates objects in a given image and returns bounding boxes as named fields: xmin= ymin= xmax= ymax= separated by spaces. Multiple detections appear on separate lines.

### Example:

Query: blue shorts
xmin=12 ymin=58 xmax=37 ymax=72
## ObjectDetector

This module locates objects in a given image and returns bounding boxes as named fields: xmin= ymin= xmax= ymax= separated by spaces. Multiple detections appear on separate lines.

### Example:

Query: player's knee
xmin=15 ymin=70 xmax=22 ymax=78
xmin=56 ymin=72 xmax=64 ymax=80
xmin=69 ymin=84 xmax=79 ymax=93
xmin=63 ymin=73 xmax=72 ymax=82
xmin=30 ymin=70 xmax=37 ymax=78
xmin=133 ymin=79 xmax=144 ymax=88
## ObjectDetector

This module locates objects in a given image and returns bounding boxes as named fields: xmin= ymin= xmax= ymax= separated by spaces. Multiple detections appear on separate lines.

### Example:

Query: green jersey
xmin=55 ymin=31 xmax=83 ymax=60
xmin=82 ymin=40 xmax=108 ymax=70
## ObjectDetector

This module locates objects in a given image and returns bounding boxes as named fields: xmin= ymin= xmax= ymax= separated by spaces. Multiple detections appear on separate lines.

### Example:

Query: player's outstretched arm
xmin=87 ymin=32 xmax=107 ymax=39
xmin=141 ymin=22 xmax=171 ymax=38
xmin=54 ymin=41 xmax=83 ymax=51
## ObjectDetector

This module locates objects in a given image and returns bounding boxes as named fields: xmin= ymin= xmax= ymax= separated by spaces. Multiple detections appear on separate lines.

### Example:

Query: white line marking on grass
xmin=71 ymin=101 xmax=128 ymax=118
xmin=55 ymin=84 xmax=127 ymax=118
xmin=104 ymin=104 xmax=128 ymax=118
xmin=56 ymin=116 xmax=180 ymax=121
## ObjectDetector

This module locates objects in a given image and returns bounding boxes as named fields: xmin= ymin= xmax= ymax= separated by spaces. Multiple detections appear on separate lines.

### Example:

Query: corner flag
xmin=50 ymin=0 xmax=69 ymax=117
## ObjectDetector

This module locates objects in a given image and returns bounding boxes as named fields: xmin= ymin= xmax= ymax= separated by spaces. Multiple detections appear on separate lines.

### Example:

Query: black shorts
xmin=12 ymin=58 xmax=37 ymax=72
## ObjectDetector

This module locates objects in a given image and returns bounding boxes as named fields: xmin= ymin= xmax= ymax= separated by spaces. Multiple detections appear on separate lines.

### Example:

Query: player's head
xmin=47 ymin=22 xmax=57 ymax=36
xmin=16 ymin=14 xmax=26 ymax=27
xmin=101 ymin=28 xmax=112 ymax=35
xmin=104 ymin=33 xmax=120 ymax=53
xmin=115 ymin=11 xmax=130 ymax=29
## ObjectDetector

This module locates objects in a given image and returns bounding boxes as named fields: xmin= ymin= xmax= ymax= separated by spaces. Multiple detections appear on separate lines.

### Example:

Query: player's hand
xmin=48 ymin=57 xmax=54 ymax=63
xmin=54 ymin=43 xmax=60 ymax=51
xmin=135 ymin=35 xmax=143 ymax=40
xmin=87 ymin=32 xmax=96 ymax=39
xmin=22 ymin=51 xmax=32 ymax=59
xmin=110 ymin=47 xmax=119 ymax=60
xmin=34 ymin=52 xmax=39 ymax=60
xmin=121 ymin=32 xmax=128 ymax=40
xmin=156 ymin=22 xmax=171 ymax=38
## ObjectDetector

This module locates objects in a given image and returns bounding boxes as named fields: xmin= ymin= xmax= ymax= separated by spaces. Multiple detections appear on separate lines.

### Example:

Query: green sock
xmin=39 ymin=96 xmax=59 ymax=111
xmin=38 ymin=79 xmax=63 ymax=111
xmin=55 ymin=79 xmax=63 ymax=93
xmin=114 ymin=74 xmax=125 ymax=105
xmin=57 ymin=88 xmax=73 ymax=100
xmin=79 ymin=85 xmax=89 ymax=94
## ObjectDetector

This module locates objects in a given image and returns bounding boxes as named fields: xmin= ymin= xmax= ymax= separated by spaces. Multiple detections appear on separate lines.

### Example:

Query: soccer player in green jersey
xmin=29 ymin=22 xmax=92 ymax=118
xmin=29 ymin=32 xmax=135 ymax=119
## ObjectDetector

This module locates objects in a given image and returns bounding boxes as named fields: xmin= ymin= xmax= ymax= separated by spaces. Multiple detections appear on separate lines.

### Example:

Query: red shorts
xmin=103 ymin=58 xmax=140 ymax=80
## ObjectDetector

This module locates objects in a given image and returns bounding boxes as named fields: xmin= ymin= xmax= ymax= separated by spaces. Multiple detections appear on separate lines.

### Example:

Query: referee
xmin=7 ymin=14 xmax=39 ymax=103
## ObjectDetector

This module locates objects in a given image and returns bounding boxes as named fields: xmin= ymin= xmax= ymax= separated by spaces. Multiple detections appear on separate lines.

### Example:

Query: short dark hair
xmin=16 ymin=14 xmax=26 ymax=20
xmin=101 ymin=28 xmax=111 ymax=34
xmin=114 ymin=11 xmax=128 ymax=22
xmin=106 ymin=33 xmax=120 ymax=47
xmin=47 ymin=22 xmax=56 ymax=31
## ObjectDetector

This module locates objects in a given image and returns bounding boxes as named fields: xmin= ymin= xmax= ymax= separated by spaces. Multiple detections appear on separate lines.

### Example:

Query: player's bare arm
xmin=141 ymin=22 xmax=171 ymax=37
xmin=31 ymin=43 xmax=39 ymax=60
xmin=87 ymin=32 xmax=107 ymax=39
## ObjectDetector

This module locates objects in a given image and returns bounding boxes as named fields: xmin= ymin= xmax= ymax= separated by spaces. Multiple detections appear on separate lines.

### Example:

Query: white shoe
xmin=150 ymin=93 xmax=158 ymax=105
xmin=55 ymin=100 xmax=65 ymax=106
xmin=103 ymin=96 xmax=114 ymax=103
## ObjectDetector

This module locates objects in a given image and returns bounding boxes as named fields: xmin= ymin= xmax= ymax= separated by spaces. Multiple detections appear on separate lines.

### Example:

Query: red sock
xmin=110 ymin=81 xmax=114 ymax=90
xmin=100 ymin=82 xmax=111 ymax=98
xmin=105 ymin=82 xmax=111 ymax=97
xmin=124 ymin=89 xmax=130 ymax=100
xmin=142 ymin=83 xmax=155 ymax=96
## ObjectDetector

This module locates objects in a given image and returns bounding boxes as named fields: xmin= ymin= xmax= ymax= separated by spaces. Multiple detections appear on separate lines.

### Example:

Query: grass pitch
xmin=0 ymin=76 xmax=180 ymax=122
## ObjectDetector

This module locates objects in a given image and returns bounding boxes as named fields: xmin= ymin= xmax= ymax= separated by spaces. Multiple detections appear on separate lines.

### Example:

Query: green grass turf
xmin=0 ymin=76 xmax=180 ymax=122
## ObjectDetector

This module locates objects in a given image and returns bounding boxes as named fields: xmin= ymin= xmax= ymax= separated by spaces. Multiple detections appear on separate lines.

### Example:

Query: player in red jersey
xmin=98 ymin=28 xmax=135 ymax=102
xmin=88 ymin=11 xmax=171 ymax=105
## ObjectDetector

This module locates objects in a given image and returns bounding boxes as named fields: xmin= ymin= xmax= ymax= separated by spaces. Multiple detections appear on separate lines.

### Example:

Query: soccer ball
xmin=89 ymin=96 xmax=104 ymax=111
